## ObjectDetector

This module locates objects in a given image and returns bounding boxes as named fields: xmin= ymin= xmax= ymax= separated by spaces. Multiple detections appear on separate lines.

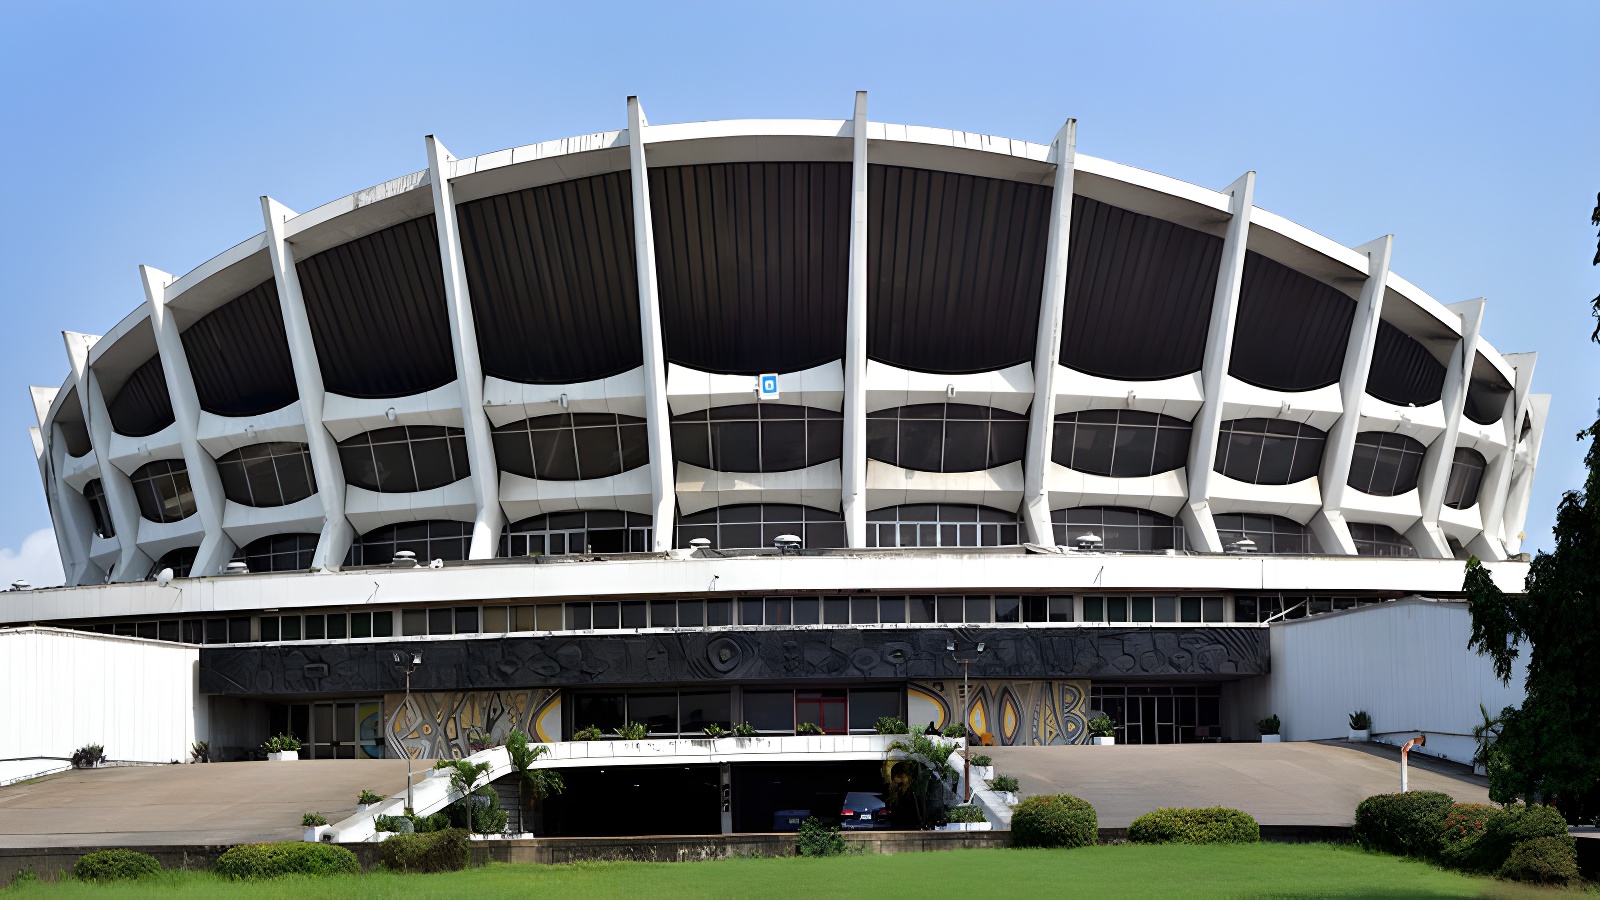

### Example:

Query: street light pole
xmin=947 ymin=639 xmax=986 ymax=803
xmin=393 ymin=652 xmax=422 ymax=813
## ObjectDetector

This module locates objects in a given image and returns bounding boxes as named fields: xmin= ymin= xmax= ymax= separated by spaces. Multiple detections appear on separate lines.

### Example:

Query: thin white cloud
xmin=0 ymin=529 xmax=64 ymax=589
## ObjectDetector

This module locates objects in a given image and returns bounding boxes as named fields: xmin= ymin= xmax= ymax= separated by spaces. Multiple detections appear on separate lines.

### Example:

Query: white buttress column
xmin=842 ymin=91 xmax=870 ymax=547
xmin=1021 ymin=119 xmax=1078 ymax=547
xmin=1406 ymin=297 xmax=1485 ymax=559
xmin=65 ymin=331 xmax=152 ymax=581
xmin=143 ymin=265 xmax=236 ymax=576
xmin=261 ymin=197 xmax=353 ymax=569
xmin=627 ymin=97 xmax=677 ymax=551
xmin=1310 ymin=235 xmax=1393 ymax=556
xmin=427 ymin=136 xmax=505 ymax=560
xmin=1181 ymin=171 xmax=1256 ymax=553
xmin=1501 ymin=391 xmax=1549 ymax=556
xmin=1468 ymin=351 xmax=1534 ymax=561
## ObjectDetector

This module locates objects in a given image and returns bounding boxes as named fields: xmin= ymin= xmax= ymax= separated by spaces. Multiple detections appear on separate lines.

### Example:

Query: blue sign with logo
xmin=758 ymin=374 xmax=780 ymax=400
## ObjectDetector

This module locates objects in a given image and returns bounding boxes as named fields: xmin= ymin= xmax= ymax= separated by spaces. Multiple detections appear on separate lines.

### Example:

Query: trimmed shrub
xmin=1127 ymin=807 xmax=1260 ymax=844
xmin=1436 ymin=803 xmax=1501 ymax=872
xmin=1010 ymin=794 xmax=1097 ymax=848
xmin=1478 ymin=805 xmax=1572 ymax=871
xmin=1352 ymin=791 xmax=1452 ymax=857
xmin=795 ymin=817 xmax=846 ymax=857
xmin=1498 ymin=836 xmax=1580 ymax=886
xmin=214 ymin=842 xmax=360 ymax=879
xmin=380 ymin=828 xmax=470 ymax=873
xmin=73 ymin=849 xmax=160 ymax=881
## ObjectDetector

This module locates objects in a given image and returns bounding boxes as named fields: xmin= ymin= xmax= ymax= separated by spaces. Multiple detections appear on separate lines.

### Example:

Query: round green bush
xmin=1478 ymin=804 xmax=1570 ymax=868
xmin=1436 ymin=803 xmax=1502 ymax=872
xmin=1010 ymin=794 xmax=1097 ymax=848
xmin=213 ymin=842 xmax=360 ymax=879
xmin=1352 ymin=790 xmax=1452 ymax=857
xmin=379 ymin=828 xmax=469 ymax=873
xmin=73 ymin=849 xmax=160 ymax=882
xmin=1498 ymin=836 xmax=1579 ymax=886
xmin=1127 ymin=807 xmax=1259 ymax=844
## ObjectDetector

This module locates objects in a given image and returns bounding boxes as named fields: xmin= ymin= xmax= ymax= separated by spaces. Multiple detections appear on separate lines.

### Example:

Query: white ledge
xmin=1054 ymin=367 xmax=1205 ymax=421
xmin=344 ymin=478 xmax=477 ymax=534
xmin=667 ymin=360 xmax=843 ymax=415
xmin=674 ymin=460 xmax=843 ymax=514
xmin=865 ymin=362 xmax=1032 ymax=414
xmin=484 ymin=369 xmax=646 ymax=426
xmin=865 ymin=460 xmax=1024 ymax=510
xmin=1045 ymin=464 xmax=1188 ymax=517
xmin=196 ymin=402 xmax=308 ymax=456
xmin=322 ymin=384 xmax=464 ymax=442
xmin=497 ymin=466 xmax=653 ymax=522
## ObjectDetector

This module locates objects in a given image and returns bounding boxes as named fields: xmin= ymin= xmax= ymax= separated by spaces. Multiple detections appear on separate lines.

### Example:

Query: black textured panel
xmin=105 ymin=354 xmax=174 ymax=437
xmin=1464 ymin=379 xmax=1512 ymax=425
xmin=181 ymin=279 xmax=298 ymax=416
xmin=198 ymin=626 xmax=1265 ymax=694
xmin=296 ymin=216 xmax=456 ymax=398
xmin=459 ymin=172 xmax=642 ymax=384
xmin=1366 ymin=321 xmax=1446 ymax=407
xmin=652 ymin=163 xmax=850 ymax=375
xmin=1230 ymin=252 xmax=1355 ymax=391
xmin=868 ymin=165 xmax=1050 ymax=373
xmin=1061 ymin=196 xmax=1223 ymax=379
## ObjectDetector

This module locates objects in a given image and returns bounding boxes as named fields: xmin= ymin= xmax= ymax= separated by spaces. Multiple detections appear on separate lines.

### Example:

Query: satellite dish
xmin=155 ymin=567 xmax=175 ymax=588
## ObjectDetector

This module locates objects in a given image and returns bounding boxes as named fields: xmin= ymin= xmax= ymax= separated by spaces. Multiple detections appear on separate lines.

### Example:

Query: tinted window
xmin=216 ymin=442 xmax=317 ymax=507
xmin=672 ymin=404 xmax=842 ymax=473
xmin=83 ymin=479 xmax=114 ymax=538
xmin=1347 ymin=432 xmax=1425 ymax=496
xmin=1051 ymin=507 xmax=1187 ymax=552
xmin=867 ymin=404 xmax=1027 ymax=473
xmin=493 ymin=413 xmax=647 ymax=481
xmin=345 ymin=520 xmax=472 ymax=566
xmin=130 ymin=459 xmax=195 ymax=522
xmin=676 ymin=504 xmax=845 ymax=551
xmin=1052 ymin=409 xmax=1190 ymax=477
xmin=338 ymin=426 xmax=469 ymax=493
xmin=1214 ymin=513 xmax=1318 ymax=555
xmin=865 ymin=504 xmax=1018 ymax=548
xmin=502 ymin=510 xmax=653 ymax=557
xmin=237 ymin=533 xmax=319 ymax=573
xmin=1214 ymin=419 xmax=1326 ymax=485
xmin=1349 ymin=522 xmax=1417 ymax=558
xmin=149 ymin=546 xmax=197 ymax=579
xmin=1444 ymin=447 xmax=1487 ymax=510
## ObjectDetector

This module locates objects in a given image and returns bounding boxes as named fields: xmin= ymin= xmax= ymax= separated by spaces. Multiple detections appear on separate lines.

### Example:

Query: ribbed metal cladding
xmin=1059 ymin=196 xmax=1223 ymax=380
xmin=1230 ymin=251 xmax=1355 ymax=392
xmin=1367 ymin=321 xmax=1446 ymax=406
xmin=458 ymin=171 xmax=643 ymax=384
xmin=105 ymin=354 xmax=174 ymax=437
xmin=180 ymin=279 xmax=298 ymax=416
xmin=56 ymin=388 xmax=92 ymax=456
xmin=295 ymin=216 xmax=456 ymax=398
xmin=867 ymin=165 xmax=1050 ymax=374
xmin=649 ymin=162 xmax=850 ymax=375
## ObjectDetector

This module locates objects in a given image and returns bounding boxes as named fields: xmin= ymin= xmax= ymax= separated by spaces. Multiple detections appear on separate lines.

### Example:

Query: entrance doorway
xmin=1089 ymin=685 xmax=1221 ymax=744
xmin=267 ymin=700 xmax=385 ymax=758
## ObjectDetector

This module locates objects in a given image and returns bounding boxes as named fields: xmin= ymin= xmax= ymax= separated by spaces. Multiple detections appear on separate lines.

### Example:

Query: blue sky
xmin=0 ymin=1 xmax=1594 ymax=583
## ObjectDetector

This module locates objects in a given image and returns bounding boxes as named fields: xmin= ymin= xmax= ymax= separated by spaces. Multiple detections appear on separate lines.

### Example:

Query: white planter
xmin=1473 ymin=762 xmax=1488 ymax=776
xmin=303 ymin=825 xmax=330 ymax=842
xmin=1260 ymin=734 xmax=1282 ymax=743
xmin=970 ymin=765 xmax=995 ymax=781
xmin=1092 ymin=736 xmax=1115 ymax=746
xmin=1347 ymin=730 xmax=1369 ymax=743
xmin=355 ymin=803 xmax=377 ymax=814
xmin=427 ymin=767 xmax=452 ymax=779
xmin=938 ymin=821 xmax=993 ymax=832
xmin=268 ymin=750 xmax=299 ymax=761
xmin=998 ymin=791 xmax=1019 ymax=806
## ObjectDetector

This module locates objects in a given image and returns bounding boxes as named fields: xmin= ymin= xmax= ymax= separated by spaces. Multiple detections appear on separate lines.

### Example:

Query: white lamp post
xmin=393 ymin=651 xmax=422 ymax=812
xmin=946 ymin=638 xmax=986 ymax=803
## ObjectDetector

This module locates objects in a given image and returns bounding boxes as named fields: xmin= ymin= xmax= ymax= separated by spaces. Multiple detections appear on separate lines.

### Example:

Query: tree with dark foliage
xmin=1463 ymin=194 xmax=1600 ymax=823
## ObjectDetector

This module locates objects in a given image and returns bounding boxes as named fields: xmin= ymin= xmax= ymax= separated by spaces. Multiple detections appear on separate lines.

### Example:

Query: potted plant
xmin=1088 ymin=715 xmax=1117 ymax=745
xmin=1257 ymin=715 xmax=1282 ymax=743
xmin=968 ymin=753 xmax=994 ymax=781
xmin=613 ymin=721 xmax=648 ymax=742
xmin=263 ymin=734 xmax=301 ymax=761
xmin=301 ymin=812 xmax=329 ymax=842
xmin=797 ymin=722 xmax=824 ymax=736
xmin=356 ymin=790 xmax=386 ymax=813
xmin=733 ymin=722 xmax=759 ymax=741
xmin=990 ymin=773 xmax=1020 ymax=806
xmin=701 ymin=723 xmax=729 ymax=739
xmin=571 ymin=725 xmax=604 ymax=742
xmin=71 ymin=743 xmax=106 ymax=769
xmin=941 ymin=723 xmax=968 ymax=742
xmin=1347 ymin=710 xmax=1372 ymax=743
xmin=874 ymin=716 xmax=909 ymax=735
xmin=938 ymin=805 xmax=991 ymax=831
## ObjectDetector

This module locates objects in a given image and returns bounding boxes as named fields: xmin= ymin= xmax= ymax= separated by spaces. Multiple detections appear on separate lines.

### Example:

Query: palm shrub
xmin=1352 ymin=791 xmax=1452 ymax=857
xmin=1011 ymin=794 xmax=1098 ymax=848
xmin=795 ymin=817 xmax=846 ymax=857
xmin=301 ymin=812 xmax=327 ymax=827
xmin=73 ymin=849 xmax=160 ymax=881
xmin=991 ymin=774 xmax=1020 ymax=793
xmin=614 ymin=721 xmax=648 ymax=740
xmin=1127 ymin=807 xmax=1260 ymax=844
xmin=213 ymin=842 xmax=359 ymax=879
xmin=380 ymin=828 xmax=470 ymax=873
xmin=507 ymin=729 xmax=565 ymax=813
xmin=881 ymin=733 xmax=958 ymax=828
xmin=1348 ymin=710 xmax=1372 ymax=730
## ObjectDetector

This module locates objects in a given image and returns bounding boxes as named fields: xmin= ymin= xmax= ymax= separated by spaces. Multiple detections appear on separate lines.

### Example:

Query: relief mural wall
xmin=909 ymin=679 xmax=1092 ymax=746
xmin=384 ymin=688 xmax=562 ymax=760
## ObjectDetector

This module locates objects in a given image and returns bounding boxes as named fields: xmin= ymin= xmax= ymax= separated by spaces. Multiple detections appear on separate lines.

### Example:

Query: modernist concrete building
xmin=11 ymin=95 xmax=1544 ymax=830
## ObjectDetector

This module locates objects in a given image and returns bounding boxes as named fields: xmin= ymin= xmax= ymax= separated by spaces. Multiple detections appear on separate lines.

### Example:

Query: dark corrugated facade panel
xmin=1366 ymin=321 xmax=1446 ymax=407
xmin=459 ymin=171 xmax=643 ymax=384
xmin=868 ymin=165 xmax=1050 ymax=374
xmin=1230 ymin=252 xmax=1355 ymax=392
xmin=56 ymin=388 xmax=92 ymax=457
xmin=181 ymin=279 xmax=298 ymax=416
xmin=106 ymin=354 xmax=174 ymax=437
xmin=296 ymin=216 xmax=456 ymax=398
xmin=1060 ymin=196 xmax=1223 ymax=380
xmin=651 ymin=162 xmax=850 ymax=375
xmin=1464 ymin=379 xmax=1512 ymax=425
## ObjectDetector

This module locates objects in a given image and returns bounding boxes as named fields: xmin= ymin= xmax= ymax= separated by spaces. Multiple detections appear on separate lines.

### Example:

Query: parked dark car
xmin=772 ymin=809 xmax=811 ymax=831
xmin=839 ymin=791 xmax=892 ymax=830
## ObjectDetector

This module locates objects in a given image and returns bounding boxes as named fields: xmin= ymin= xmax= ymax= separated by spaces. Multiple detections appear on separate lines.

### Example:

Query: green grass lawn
xmin=8 ymin=844 xmax=1583 ymax=899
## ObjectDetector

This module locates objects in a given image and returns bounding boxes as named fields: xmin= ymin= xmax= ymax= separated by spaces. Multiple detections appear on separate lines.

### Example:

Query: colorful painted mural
xmin=384 ymin=689 xmax=562 ymax=760
xmin=907 ymin=679 xmax=1091 ymax=746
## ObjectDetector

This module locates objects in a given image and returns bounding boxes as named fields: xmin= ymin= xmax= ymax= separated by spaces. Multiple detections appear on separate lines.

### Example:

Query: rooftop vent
xmin=224 ymin=561 xmax=249 ymax=575
xmin=1227 ymin=538 xmax=1258 ymax=554
xmin=688 ymin=538 xmax=712 ymax=551
xmin=1075 ymin=532 xmax=1104 ymax=552
xmin=391 ymin=550 xmax=420 ymax=568
xmin=773 ymin=534 xmax=803 ymax=553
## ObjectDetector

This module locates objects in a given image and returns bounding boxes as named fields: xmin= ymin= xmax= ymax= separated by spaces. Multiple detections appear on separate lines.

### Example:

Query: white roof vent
xmin=224 ymin=561 xmax=249 ymax=575
xmin=391 ymin=550 xmax=420 ymax=568
xmin=1227 ymin=537 xmax=1258 ymax=554
xmin=773 ymin=534 xmax=803 ymax=552
xmin=1075 ymin=532 xmax=1104 ymax=552
xmin=9 ymin=580 xmax=30 ymax=591
xmin=688 ymin=538 xmax=712 ymax=551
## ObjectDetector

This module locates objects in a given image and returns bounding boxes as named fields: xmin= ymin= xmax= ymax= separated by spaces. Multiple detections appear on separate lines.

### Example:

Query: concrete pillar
xmin=1467 ymin=349 xmax=1532 ymax=562
xmin=1310 ymin=235 xmax=1393 ymax=556
xmin=1021 ymin=119 xmax=1078 ymax=547
xmin=627 ymin=97 xmax=677 ymax=551
xmin=719 ymin=761 xmax=733 ymax=834
xmin=1501 ymin=391 xmax=1549 ymax=556
xmin=842 ymin=91 xmax=870 ymax=547
xmin=65 ymin=331 xmax=152 ymax=581
xmin=426 ymin=136 xmax=505 ymax=560
xmin=1181 ymin=171 xmax=1255 ymax=553
xmin=1406 ymin=297 xmax=1485 ymax=559
xmin=144 ymin=265 xmax=236 ymax=576
xmin=261 ymin=197 xmax=353 ymax=569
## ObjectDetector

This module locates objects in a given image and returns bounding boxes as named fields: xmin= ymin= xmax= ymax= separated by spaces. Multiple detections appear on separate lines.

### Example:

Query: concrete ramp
xmin=986 ymin=741 xmax=1489 ymax=828
xmin=0 ymin=760 xmax=418 ymax=848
